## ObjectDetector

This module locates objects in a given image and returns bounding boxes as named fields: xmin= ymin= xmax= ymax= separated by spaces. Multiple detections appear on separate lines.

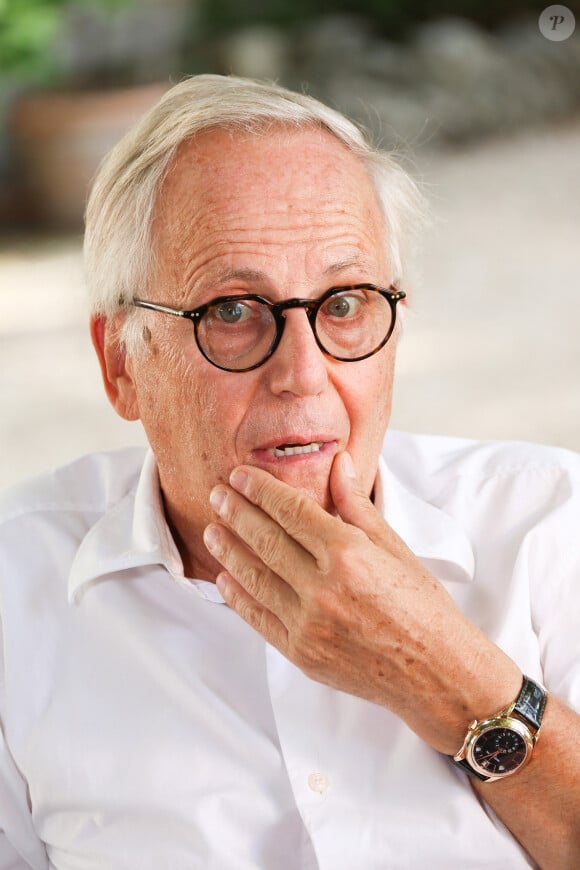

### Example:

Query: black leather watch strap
xmin=513 ymin=676 xmax=547 ymax=732
xmin=454 ymin=757 xmax=489 ymax=782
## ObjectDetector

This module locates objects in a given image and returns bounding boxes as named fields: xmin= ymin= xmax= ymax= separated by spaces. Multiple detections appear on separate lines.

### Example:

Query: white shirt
xmin=0 ymin=431 xmax=579 ymax=870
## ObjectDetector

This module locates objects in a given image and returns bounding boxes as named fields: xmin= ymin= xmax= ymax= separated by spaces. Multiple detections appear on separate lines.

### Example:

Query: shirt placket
xmin=265 ymin=644 xmax=362 ymax=870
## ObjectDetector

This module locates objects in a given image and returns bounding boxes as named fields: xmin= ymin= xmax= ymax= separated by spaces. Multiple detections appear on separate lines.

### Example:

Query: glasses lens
xmin=197 ymin=298 xmax=277 ymax=371
xmin=315 ymin=287 xmax=394 ymax=360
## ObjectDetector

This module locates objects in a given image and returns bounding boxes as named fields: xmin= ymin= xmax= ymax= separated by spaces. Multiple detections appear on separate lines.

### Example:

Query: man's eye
xmin=214 ymin=301 xmax=252 ymax=323
xmin=323 ymin=295 xmax=362 ymax=319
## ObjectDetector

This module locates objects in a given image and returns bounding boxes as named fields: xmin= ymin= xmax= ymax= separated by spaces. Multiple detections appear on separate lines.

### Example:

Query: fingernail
xmin=209 ymin=487 xmax=227 ymax=514
xmin=230 ymin=468 xmax=250 ymax=493
xmin=216 ymin=571 xmax=230 ymax=596
xmin=203 ymin=524 xmax=221 ymax=551
xmin=343 ymin=452 xmax=356 ymax=479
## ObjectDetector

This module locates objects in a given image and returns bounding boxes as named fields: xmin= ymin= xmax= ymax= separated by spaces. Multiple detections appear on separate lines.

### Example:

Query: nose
xmin=266 ymin=308 xmax=329 ymax=397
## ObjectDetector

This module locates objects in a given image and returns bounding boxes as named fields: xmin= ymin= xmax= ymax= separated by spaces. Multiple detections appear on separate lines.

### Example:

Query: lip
xmin=255 ymin=433 xmax=337 ymax=451
xmin=252 ymin=438 xmax=339 ymax=464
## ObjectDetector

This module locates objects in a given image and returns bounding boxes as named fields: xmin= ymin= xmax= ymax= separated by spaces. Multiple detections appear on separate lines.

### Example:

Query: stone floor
xmin=1 ymin=119 xmax=579 ymax=488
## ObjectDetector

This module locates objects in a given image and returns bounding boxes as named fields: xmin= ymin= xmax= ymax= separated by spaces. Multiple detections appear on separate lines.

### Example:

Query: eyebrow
xmin=206 ymin=258 xmax=372 ymax=289
xmin=323 ymin=258 xmax=372 ymax=276
xmin=209 ymin=268 xmax=268 ymax=286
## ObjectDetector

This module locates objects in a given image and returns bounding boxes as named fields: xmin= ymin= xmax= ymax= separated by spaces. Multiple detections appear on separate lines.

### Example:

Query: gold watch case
xmin=455 ymin=715 xmax=535 ymax=781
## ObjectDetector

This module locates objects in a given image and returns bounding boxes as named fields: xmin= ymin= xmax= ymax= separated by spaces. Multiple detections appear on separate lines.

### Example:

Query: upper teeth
xmin=270 ymin=442 xmax=323 ymax=457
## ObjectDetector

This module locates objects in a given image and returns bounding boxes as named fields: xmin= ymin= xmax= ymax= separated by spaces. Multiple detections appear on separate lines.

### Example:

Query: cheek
xmin=131 ymin=345 xmax=218 ymax=451
xmin=193 ymin=381 xmax=241 ymax=458
xmin=140 ymin=350 xmax=255 ymax=468
xmin=344 ymin=352 xmax=396 ymax=433
xmin=339 ymin=353 xmax=396 ymax=485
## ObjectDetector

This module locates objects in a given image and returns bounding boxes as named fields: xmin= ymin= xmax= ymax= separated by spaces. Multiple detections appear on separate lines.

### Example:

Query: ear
xmin=90 ymin=315 xmax=140 ymax=421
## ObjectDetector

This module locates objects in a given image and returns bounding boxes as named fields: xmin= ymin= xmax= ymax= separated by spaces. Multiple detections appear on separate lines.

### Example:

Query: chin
xmin=266 ymin=464 xmax=333 ymax=513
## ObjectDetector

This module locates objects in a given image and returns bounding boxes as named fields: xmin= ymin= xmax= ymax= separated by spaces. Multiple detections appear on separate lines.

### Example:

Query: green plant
xmin=0 ymin=0 xmax=133 ymax=85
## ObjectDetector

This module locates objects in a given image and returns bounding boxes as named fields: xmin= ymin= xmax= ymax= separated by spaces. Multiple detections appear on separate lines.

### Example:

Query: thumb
xmin=330 ymin=451 xmax=385 ymax=539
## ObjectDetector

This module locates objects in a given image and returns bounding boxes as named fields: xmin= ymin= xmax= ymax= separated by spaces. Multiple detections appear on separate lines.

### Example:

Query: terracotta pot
xmin=8 ymin=82 xmax=168 ymax=228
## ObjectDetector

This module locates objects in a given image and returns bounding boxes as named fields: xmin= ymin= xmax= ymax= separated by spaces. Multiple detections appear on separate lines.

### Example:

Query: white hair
xmin=83 ymin=74 xmax=425 ymax=350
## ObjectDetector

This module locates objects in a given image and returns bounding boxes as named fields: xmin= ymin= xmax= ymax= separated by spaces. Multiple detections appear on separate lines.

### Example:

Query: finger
xmin=210 ymin=483 xmax=321 ymax=583
xmin=330 ymin=451 xmax=407 ymax=553
xmin=216 ymin=570 xmax=289 ymax=653
xmin=329 ymin=452 xmax=384 ymax=538
xmin=203 ymin=521 xmax=300 ymax=618
xmin=227 ymin=466 xmax=336 ymax=566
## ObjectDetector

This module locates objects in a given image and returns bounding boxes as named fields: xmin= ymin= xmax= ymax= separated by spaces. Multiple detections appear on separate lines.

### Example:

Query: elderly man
xmin=0 ymin=75 xmax=578 ymax=869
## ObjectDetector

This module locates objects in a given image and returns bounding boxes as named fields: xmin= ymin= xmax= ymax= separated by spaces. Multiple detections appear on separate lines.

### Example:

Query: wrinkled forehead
xmin=149 ymin=125 xmax=387 ymax=294
xmin=157 ymin=125 xmax=382 ymax=225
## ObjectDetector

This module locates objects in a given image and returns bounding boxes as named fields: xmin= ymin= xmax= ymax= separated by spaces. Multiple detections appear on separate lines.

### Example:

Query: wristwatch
xmin=451 ymin=675 xmax=547 ymax=782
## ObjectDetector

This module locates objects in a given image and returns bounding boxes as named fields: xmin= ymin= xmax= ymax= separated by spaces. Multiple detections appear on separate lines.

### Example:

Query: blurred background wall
xmin=1 ymin=0 xmax=579 ymax=486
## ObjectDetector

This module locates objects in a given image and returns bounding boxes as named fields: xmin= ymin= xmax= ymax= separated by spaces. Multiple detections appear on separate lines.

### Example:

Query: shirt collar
xmin=69 ymin=447 xmax=473 ymax=603
xmin=378 ymin=455 xmax=474 ymax=584
xmin=69 ymin=450 xmax=215 ymax=603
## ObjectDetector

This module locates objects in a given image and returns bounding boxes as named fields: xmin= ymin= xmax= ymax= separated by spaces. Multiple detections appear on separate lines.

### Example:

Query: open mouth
xmin=267 ymin=441 xmax=324 ymax=458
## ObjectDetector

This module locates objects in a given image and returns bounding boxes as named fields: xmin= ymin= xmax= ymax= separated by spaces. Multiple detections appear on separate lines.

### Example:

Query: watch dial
xmin=472 ymin=727 xmax=528 ymax=774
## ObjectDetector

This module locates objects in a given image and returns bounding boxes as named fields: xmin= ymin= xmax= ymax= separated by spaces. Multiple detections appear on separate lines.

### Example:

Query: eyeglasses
xmin=132 ymin=283 xmax=405 ymax=373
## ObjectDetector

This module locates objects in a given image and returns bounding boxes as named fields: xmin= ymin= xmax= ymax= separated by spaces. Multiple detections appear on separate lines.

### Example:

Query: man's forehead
xmin=149 ymin=125 xmax=387 ymax=301
xmin=161 ymin=124 xmax=370 ymax=197
xmin=154 ymin=127 xmax=382 ymax=242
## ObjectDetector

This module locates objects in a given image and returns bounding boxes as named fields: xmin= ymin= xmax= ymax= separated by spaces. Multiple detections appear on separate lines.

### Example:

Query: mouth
xmin=267 ymin=441 xmax=324 ymax=457
xmin=252 ymin=436 xmax=338 ymax=464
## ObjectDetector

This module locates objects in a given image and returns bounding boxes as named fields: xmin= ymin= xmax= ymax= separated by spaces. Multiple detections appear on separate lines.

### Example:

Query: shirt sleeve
xmin=0 ymin=835 xmax=36 ymax=870
xmin=0 ymin=726 xmax=48 ymax=870
xmin=0 ymin=597 xmax=49 ymax=870
xmin=528 ymin=462 xmax=580 ymax=711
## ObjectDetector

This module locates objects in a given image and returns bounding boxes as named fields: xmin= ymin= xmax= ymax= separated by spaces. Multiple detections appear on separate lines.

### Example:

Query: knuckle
xmin=237 ymin=597 xmax=270 ymax=638
xmin=237 ymin=561 xmax=267 ymax=601
xmin=327 ymin=529 xmax=369 ymax=578
xmin=253 ymin=524 xmax=283 ymax=566
xmin=292 ymin=587 xmax=345 ymax=675
xmin=311 ymin=519 xmax=363 ymax=575
xmin=328 ymin=538 xmax=352 ymax=576
xmin=254 ymin=482 xmax=311 ymax=538
xmin=237 ymin=597 xmax=260 ymax=629
xmin=275 ymin=491 xmax=309 ymax=535
xmin=311 ymin=583 xmax=349 ymax=624
xmin=293 ymin=625 xmax=336 ymax=679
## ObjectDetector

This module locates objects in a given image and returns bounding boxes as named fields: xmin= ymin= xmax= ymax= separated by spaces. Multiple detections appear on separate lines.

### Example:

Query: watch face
xmin=471 ymin=726 xmax=529 ymax=776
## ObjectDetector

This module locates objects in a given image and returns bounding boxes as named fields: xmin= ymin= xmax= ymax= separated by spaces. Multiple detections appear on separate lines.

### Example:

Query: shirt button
xmin=307 ymin=772 xmax=330 ymax=794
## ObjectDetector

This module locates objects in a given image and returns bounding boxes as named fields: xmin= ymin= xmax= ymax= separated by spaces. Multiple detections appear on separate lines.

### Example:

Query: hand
xmin=203 ymin=452 xmax=521 ymax=753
